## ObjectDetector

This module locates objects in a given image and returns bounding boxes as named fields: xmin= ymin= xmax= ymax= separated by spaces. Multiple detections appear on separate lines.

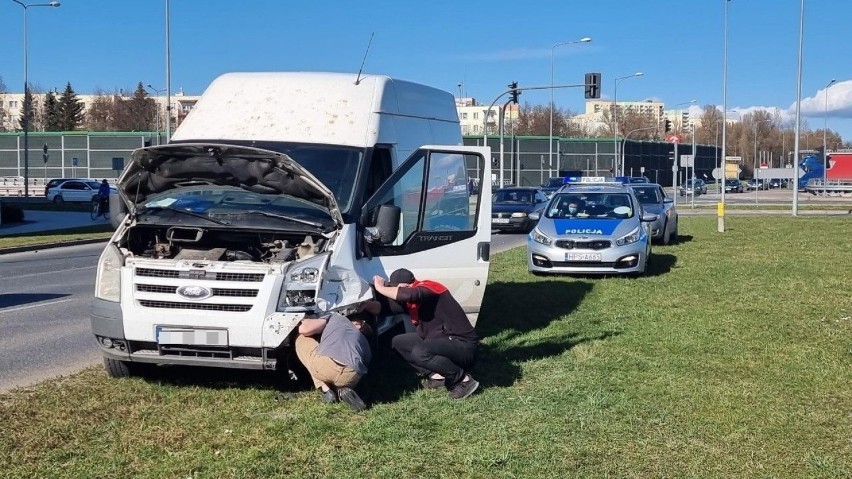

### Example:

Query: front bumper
xmin=527 ymin=237 xmax=649 ymax=274
xmin=492 ymin=217 xmax=532 ymax=231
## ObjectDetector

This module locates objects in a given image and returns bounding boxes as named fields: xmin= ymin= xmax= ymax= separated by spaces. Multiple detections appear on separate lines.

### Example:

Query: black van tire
xmin=103 ymin=357 xmax=136 ymax=378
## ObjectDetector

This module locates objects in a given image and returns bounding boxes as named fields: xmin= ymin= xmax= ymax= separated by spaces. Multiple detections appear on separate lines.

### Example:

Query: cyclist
xmin=97 ymin=179 xmax=111 ymax=218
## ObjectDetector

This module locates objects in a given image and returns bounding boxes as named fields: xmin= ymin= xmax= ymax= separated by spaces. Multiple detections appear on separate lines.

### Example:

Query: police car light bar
xmin=564 ymin=177 xmax=626 ymax=186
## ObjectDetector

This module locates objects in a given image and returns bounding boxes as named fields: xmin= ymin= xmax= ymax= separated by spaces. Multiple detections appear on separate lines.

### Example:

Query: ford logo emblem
xmin=177 ymin=285 xmax=212 ymax=300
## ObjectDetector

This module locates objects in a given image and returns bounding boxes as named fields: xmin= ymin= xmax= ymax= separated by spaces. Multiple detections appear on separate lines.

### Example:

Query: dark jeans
xmin=391 ymin=333 xmax=478 ymax=387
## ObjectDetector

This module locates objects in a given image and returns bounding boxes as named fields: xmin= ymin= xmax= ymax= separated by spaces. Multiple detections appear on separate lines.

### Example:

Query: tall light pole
xmin=612 ymin=72 xmax=643 ymax=176
xmin=165 ymin=0 xmax=172 ymax=143
xmin=792 ymin=0 xmax=804 ymax=216
xmin=549 ymin=37 xmax=591 ymax=175
xmin=822 ymin=78 xmax=836 ymax=194
xmin=146 ymin=84 xmax=166 ymax=145
xmin=10 ymin=0 xmax=61 ymax=198
xmin=719 ymin=0 xmax=731 ymax=232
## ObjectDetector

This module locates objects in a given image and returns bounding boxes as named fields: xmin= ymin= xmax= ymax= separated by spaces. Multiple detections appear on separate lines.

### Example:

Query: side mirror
xmin=663 ymin=198 xmax=673 ymax=204
xmin=375 ymin=204 xmax=401 ymax=244
xmin=109 ymin=193 xmax=127 ymax=229
xmin=529 ymin=212 xmax=540 ymax=221
xmin=641 ymin=213 xmax=659 ymax=223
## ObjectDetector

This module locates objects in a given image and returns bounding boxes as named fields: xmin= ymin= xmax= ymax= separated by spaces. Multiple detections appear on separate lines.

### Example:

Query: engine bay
xmin=121 ymin=225 xmax=327 ymax=263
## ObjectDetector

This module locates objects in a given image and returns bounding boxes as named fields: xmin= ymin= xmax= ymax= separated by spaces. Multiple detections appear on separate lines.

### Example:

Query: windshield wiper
xmin=220 ymin=210 xmax=324 ymax=229
xmin=139 ymin=206 xmax=230 ymax=225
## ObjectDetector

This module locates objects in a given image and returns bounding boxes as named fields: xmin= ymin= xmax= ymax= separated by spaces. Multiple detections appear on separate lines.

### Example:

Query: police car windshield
xmin=546 ymin=192 xmax=634 ymax=219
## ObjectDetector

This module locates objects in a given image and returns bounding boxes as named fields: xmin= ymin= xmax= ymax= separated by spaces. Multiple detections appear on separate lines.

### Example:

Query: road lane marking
xmin=0 ymin=298 xmax=76 ymax=314
xmin=0 ymin=265 xmax=96 ymax=281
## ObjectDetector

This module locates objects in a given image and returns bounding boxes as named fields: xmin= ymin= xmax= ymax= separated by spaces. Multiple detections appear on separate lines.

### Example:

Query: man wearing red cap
xmin=372 ymin=268 xmax=480 ymax=400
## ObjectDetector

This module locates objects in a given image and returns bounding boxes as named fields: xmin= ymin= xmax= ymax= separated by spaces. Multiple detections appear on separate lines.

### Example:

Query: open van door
xmin=359 ymin=146 xmax=491 ymax=326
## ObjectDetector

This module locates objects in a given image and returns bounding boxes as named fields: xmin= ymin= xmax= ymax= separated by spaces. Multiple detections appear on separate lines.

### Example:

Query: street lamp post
xmin=146 ymin=84 xmax=166 ymax=145
xmin=822 ymin=79 xmax=836 ymax=195
xmin=549 ymin=37 xmax=591 ymax=176
xmin=792 ymin=0 xmax=804 ymax=216
xmin=10 ymin=0 xmax=61 ymax=198
xmin=165 ymin=0 xmax=172 ymax=143
xmin=612 ymin=72 xmax=643 ymax=176
xmin=720 ymin=0 xmax=731 ymax=232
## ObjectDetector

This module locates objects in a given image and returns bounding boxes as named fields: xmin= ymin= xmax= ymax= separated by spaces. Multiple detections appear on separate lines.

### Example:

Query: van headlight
xmin=530 ymin=228 xmax=552 ymax=246
xmin=615 ymin=227 xmax=641 ymax=246
xmin=95 ymin=244 xmax=123 ymax=302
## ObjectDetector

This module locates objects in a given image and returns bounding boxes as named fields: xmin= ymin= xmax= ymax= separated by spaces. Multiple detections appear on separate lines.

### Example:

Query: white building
xmin=455 ymin=98 xmax=519 ymax=136
xmin=583 ymin=100 xmax=666 ymax=123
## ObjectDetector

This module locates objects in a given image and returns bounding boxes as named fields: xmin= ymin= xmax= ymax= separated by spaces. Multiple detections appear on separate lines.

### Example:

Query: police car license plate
xmin=565 ymin=252 xmax=602 ymax=262
xmin=156 ymin=326 xmax=228 ymax=346
xmin=493 ymin=218 xmax=511 ymax=224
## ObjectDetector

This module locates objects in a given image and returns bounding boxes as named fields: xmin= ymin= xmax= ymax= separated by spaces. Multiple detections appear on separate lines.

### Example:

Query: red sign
xmin=667 ymin=134 xmax=682 ymax=144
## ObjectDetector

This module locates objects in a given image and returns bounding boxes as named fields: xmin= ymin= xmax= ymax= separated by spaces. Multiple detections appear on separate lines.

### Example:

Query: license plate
xmin=492 ymin=218 xmax=511 ymax=224
xmin=565 ymin=252 xmax=602 ymax=262
xmin=156 ymin=327 xmax=228 ymax=346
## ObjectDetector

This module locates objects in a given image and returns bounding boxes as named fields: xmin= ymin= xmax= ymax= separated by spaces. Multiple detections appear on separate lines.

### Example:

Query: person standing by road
xmin=372 ymin=268 xmax=480 ymax=400
xmin=295 ymin=305 xmax=376 ymax=412
xmin=97 ymin=179 xmax=111 ymax=217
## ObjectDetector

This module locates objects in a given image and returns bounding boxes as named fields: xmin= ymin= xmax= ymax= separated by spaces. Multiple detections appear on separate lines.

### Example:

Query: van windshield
xmin=199 ymin=141 xmax=363 ymax=214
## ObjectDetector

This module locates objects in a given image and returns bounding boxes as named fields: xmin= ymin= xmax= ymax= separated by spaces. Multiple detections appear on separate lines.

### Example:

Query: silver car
xmin=527 ymin=182 xmax=657 ymax=276
xmin=631 ymin=184 xmax=678 ymax=245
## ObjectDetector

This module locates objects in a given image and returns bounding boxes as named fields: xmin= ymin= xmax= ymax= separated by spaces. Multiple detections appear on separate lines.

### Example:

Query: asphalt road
xmin=0 ymin=242 xmax=104 ymax=392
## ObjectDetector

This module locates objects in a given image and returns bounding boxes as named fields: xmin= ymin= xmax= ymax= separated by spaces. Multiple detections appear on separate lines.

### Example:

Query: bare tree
xmin=0 ymin=77 xmax=7 ymax=132
xmin=86 ymin=89 xmax=115 ymax=131
xmin=513 ymin=103 xmax=575 ymax=137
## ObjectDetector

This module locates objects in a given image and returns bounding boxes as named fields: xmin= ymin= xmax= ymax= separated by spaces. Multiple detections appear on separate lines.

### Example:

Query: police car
xmin=526 ymin=178 xmax=658 ymax=275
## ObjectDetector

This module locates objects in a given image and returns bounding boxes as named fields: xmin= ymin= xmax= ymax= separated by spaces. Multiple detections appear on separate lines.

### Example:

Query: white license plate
xmin=156 ymin=327 xmax=228 ymax=346
xmin=565 ymin=252 xmax=602 ymax=262
xmin=493 ymin=218 xmax=511 ymax=224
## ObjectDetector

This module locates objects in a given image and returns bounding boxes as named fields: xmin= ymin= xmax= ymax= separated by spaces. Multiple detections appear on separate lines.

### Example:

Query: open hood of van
xmin=118 ymin=143 xmax=343 ymax=226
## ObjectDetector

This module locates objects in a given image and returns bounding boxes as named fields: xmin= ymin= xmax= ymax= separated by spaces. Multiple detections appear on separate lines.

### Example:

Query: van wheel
xmin=103 ymin=357 xmax=136 ymax=378
xmin=53 ymin=195 xmax=64 ymax=204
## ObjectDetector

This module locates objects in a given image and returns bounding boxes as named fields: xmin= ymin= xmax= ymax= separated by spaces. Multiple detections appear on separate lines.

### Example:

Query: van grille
xmin=136 ymin=284 xmax=259 ymax=297
xmin=135 ymin=268 xmax=264 ymax=282
xmin=138 ymin=300 xmax=253 ymax=313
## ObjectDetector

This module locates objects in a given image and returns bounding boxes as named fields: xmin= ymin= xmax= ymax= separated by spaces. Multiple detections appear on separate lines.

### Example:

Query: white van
xmin=91 ymin=72 xmax=492 ymax=378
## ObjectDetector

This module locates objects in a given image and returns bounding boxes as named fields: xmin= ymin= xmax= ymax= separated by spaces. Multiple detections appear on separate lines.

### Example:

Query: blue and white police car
xmin=526 ymin=178 xmax=658 ymax=275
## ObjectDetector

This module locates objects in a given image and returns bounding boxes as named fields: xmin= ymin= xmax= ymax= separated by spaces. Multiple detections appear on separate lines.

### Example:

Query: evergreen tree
xmin=42 ymin=91 xmax=62 ymax=131
xmin=125 ymin=82 xmax=156 ymax=131
xmin=57 ymin=82 xmax=85 ymax=131
xmin=18 ymin=88 xmax=37 ymax=131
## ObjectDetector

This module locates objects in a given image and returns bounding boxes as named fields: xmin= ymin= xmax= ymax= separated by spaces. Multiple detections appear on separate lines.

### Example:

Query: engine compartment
xmin=122 ymin=225 xmax=326 ymax=263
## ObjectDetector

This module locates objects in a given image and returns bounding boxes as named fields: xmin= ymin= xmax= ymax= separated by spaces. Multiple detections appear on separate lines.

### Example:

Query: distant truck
xmin=91 ymin=72 xmax=493 ymax=380
xmin=799 ymin=151 xmax=852 ymax=195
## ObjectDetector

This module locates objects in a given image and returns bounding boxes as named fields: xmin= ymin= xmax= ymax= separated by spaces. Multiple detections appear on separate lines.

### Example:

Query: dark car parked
xmin=724 ymin=179 xmax=744 ymax=193
xmin=491 ymin=187 xmax=549 ymax=233
xmin=540 ymin=177 xmax=565 ymax=198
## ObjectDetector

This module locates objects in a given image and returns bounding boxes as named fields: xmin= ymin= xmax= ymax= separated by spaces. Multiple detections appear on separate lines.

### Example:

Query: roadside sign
xmin=711 ymin=167 xmax=722 ymax=179
xmin=667 ymin=135 xmax=682 ymax=144
xmin=725 ymin=156 xmax=742 ymax=162
xmin=679 ymin=154 xmax=694 ymax=167
xmin=72 ymin=157 xmax=78 ymax=167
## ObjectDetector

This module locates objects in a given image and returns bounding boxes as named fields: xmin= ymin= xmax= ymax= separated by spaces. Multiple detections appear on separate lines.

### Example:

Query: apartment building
xmin=456 ymin=98 xmax=519 ymax=136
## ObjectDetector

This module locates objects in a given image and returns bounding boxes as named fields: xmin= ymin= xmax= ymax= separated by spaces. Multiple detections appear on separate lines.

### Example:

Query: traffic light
xmin=584 ymin=72 xmax=601 ymax=99
xmin=508 ymin=81 xmax=520 ymax=103
xmin=664 ymin=119 xmax=673 ymax=132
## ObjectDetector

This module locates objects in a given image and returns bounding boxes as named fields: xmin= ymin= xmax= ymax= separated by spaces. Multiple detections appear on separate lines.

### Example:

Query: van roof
xmin=172 ymin=72 xmax=459 ymax=147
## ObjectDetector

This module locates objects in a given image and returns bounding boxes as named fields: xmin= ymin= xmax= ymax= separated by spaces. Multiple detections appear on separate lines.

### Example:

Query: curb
xmin=0 ymin=237 xmax=109 ymax=255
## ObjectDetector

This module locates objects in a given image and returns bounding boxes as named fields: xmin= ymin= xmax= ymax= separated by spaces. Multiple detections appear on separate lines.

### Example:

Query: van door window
xmin=423 ymin=153 xmax=476 ymax=232
xmin=367 ymin=153 xmax=426 ymax=246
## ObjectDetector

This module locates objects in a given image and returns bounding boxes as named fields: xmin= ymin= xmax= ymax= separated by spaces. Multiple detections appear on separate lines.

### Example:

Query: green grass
xmin=0 ymin=224 xmax=113 ymax=249
xmin=1 ymin=216 xmax=851 ymax=478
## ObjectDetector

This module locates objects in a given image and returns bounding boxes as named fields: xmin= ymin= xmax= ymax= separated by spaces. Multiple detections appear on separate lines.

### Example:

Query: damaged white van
xmin=91 ymin=72 xmax=492 ymax=378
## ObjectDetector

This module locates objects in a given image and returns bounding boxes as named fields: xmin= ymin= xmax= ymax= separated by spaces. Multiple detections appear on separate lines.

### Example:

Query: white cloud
xmin=798 ymin=80 xmax=852 ymax=119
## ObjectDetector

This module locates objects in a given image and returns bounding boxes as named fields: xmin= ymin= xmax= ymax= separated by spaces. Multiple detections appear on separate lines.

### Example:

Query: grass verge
xmin=0 ymin=224 xmax=113 ymax=249
xmin=1 ymin=216 xmax=850 ymax=478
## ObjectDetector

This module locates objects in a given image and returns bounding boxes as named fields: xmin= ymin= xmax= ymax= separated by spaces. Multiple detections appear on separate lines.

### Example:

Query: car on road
xmin=492 ymin=187 xmax=549 ymax=233
xmin=46 ymin=179 xmax=115 ymax=204
xmin=768 ymin=178 xmax=789 ymax=189
xmin=724 ymin=179 xmax=744 ymax=193
xmin=540 ymin=177 xmax=565 ymax=198
xmin=527 ymin=179 xmax=657 ymax=275
xmin=631 ymin=183 xmax=678 ymax=245
xmin=45 ymin=177 xmax=96 ymax=196
xmin=745 ymin=179 xmax=769 ymax=191
xmin=679 ymin=179 xmax=707 ymax=196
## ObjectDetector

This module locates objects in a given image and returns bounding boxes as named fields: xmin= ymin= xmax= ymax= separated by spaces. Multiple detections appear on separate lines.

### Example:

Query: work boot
xmin=320 ymin=388 xmax=338 ymax=404
xmin=448 ymin=376 xmax=480 ymax=400
xmin=338 ymin=387 xmax=367 ymax=412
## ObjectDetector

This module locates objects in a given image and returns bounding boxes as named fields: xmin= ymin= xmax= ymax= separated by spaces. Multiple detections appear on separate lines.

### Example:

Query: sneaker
xmin=337 ymin=387 xmax=367 ymax=412
xmin=320 ymin=388 xmax=338 ymax=404
xmin=448 ymin=377 xmax=480 ymax=400
xmin=421 ymin=377 xmax=446 ymax=390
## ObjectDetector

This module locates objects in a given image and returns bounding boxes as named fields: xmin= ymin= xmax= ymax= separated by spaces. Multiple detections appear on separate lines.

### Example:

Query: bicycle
xmin=91 ymin=198 xmax=109 ymax=220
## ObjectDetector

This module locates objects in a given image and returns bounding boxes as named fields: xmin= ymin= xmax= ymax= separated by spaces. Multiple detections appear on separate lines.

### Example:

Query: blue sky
xmin=2 ymin=0 xmax=851 ymax=138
